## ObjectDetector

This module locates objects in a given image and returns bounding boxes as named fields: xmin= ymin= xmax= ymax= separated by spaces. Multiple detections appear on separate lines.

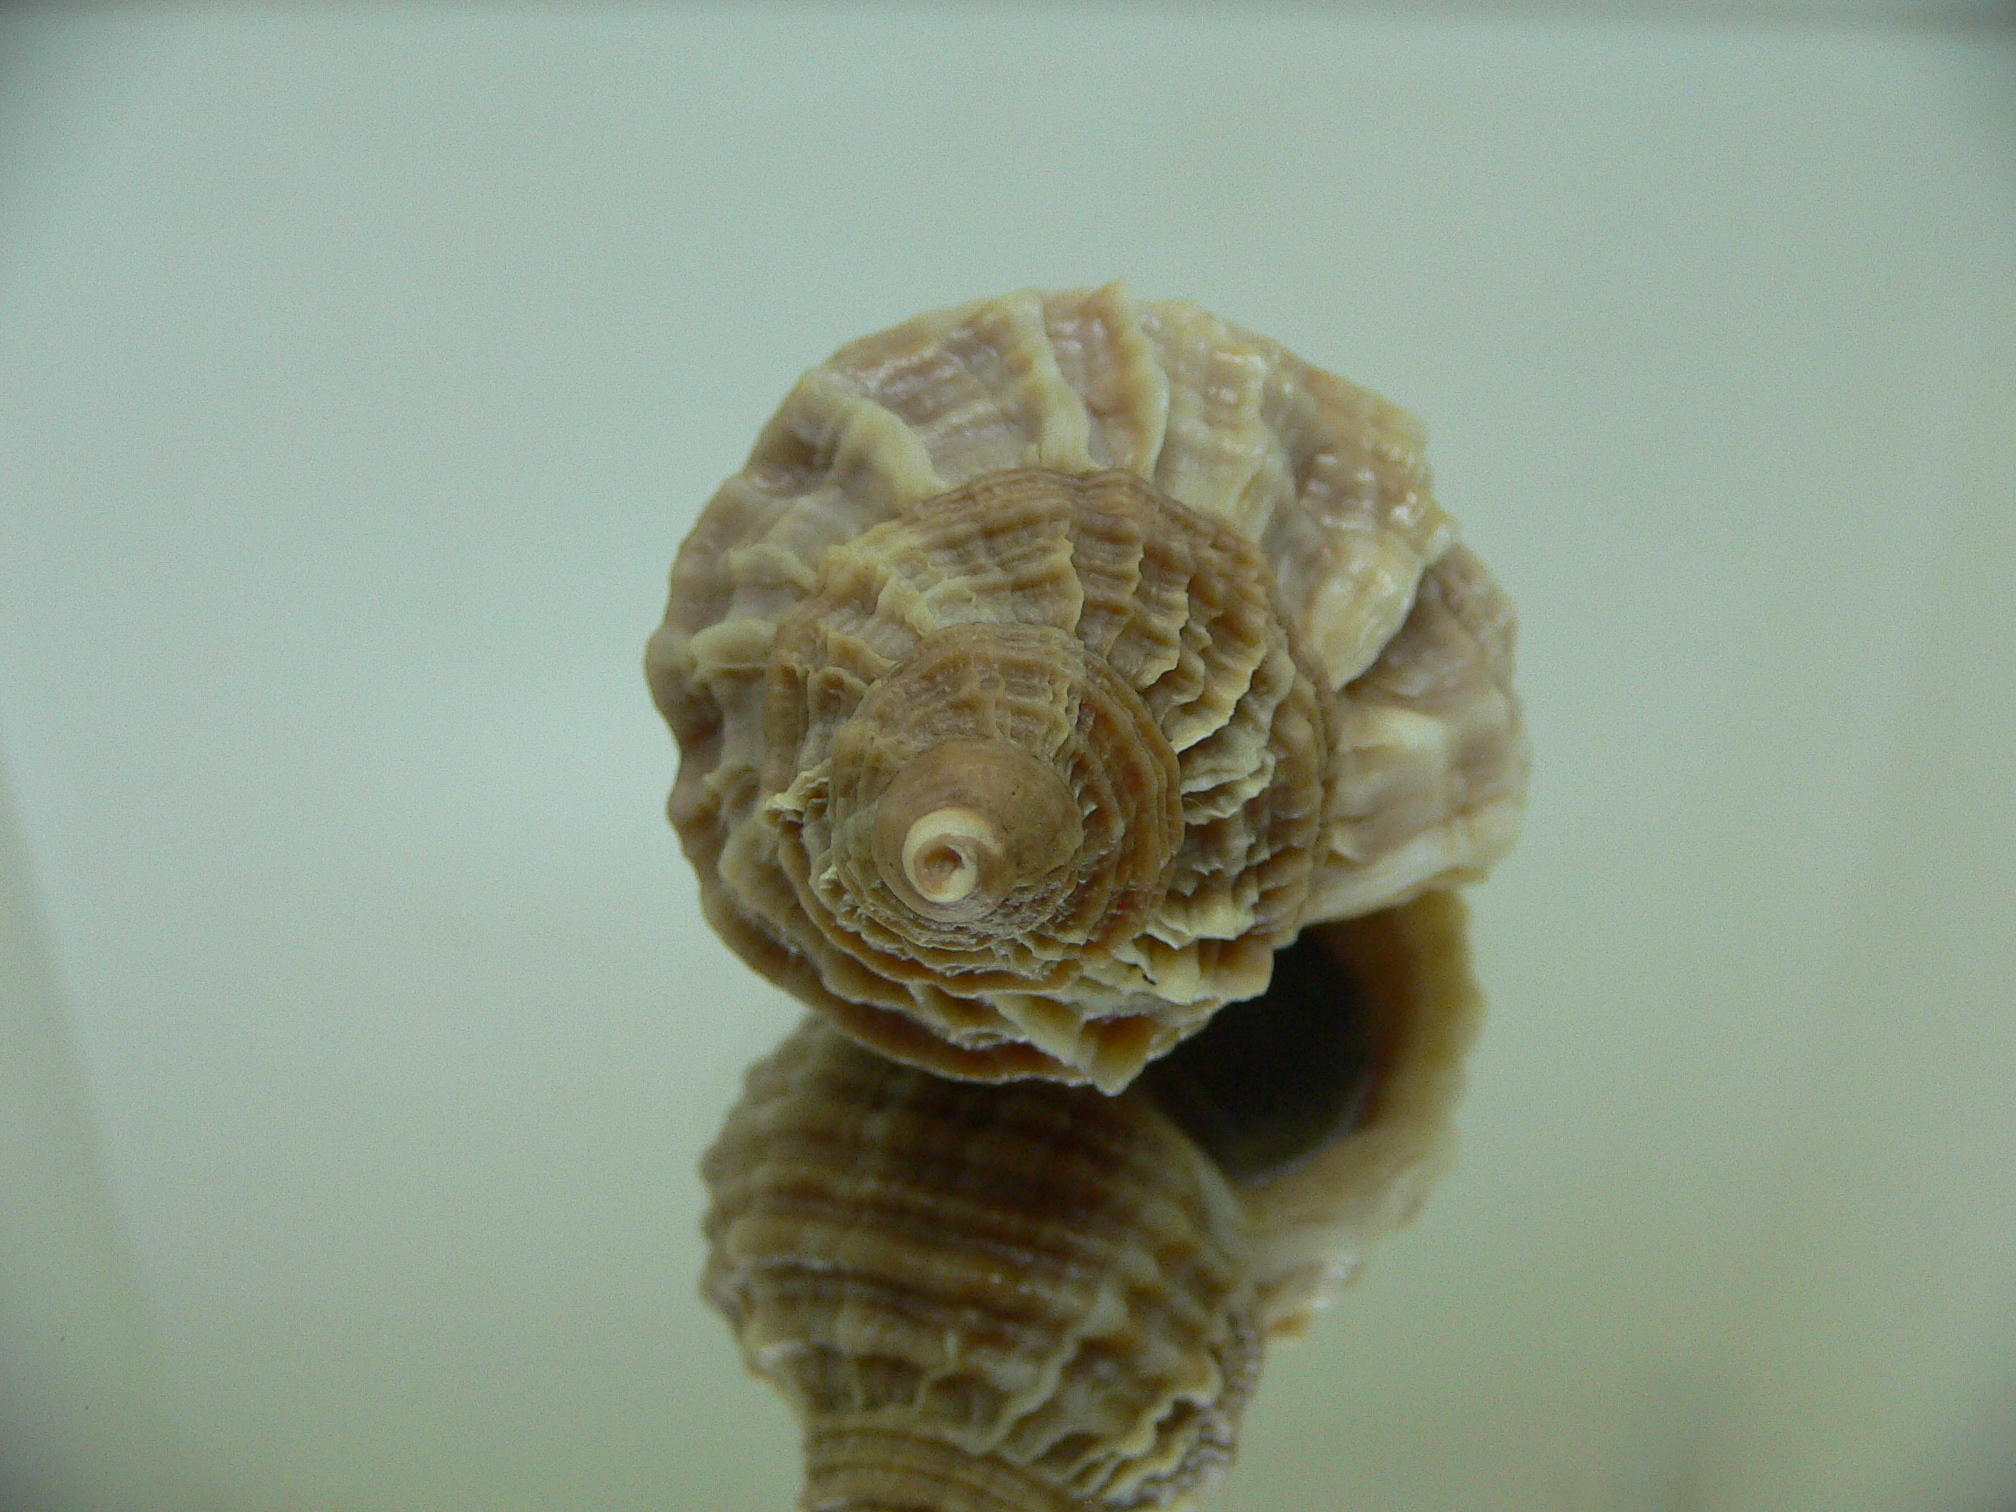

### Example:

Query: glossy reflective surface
xmin=2 ymin=9 xmax=2012 ymax=1511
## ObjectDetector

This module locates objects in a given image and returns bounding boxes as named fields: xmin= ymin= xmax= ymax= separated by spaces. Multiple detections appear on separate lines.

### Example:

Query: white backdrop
xmin=3 ymin=8 xmax=2013 ymax=1511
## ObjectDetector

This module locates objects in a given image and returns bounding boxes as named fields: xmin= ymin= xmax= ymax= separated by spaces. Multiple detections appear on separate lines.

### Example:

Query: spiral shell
xmin=649 ymin=285 xmax=1525 ymax=1090
xmin=700 ymin=890 xmax=1482 ymax=1511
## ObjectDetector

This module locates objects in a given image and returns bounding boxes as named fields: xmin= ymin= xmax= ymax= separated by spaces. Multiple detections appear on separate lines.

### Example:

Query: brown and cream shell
xmin=647 ymin=284 xmax=1525 ymax=1090
xmin=699 ymin=890 xmax=1484 ymax=1511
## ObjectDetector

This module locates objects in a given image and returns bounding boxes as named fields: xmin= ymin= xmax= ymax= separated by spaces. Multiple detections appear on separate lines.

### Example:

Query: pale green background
xmin=2 ymin=7 xmax=2012 ymax=1511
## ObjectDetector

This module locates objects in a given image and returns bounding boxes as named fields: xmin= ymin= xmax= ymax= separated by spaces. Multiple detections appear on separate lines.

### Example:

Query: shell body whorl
xmin=650 ymin=285 xmax=1526 ymax=1089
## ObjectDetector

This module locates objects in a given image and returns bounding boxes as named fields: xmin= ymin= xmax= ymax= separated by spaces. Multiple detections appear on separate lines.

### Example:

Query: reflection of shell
xmin=702 ymin=1016 xmax=1263 ymax=1512
xmin=700 ymin=890 xmax=1481 ymax=1510
xmin=648 ymin=286 xmax=1525 ymax=1091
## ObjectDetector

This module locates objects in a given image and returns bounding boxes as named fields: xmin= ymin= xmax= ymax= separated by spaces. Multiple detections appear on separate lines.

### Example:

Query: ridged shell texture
xmin=648 ymin=285 xmax=1525 ymax=1091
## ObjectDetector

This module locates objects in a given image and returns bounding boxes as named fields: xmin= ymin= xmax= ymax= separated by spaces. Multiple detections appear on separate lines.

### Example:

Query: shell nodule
xmin=649 ymin=286 xmax=1525 ymax=1091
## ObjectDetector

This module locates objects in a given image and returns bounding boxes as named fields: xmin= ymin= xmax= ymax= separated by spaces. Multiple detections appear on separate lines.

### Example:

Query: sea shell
xmin=700 ymin=890 xmax=1482 ymax=1511
xmin=648 ymin=284 xmax=1525 ymax=1091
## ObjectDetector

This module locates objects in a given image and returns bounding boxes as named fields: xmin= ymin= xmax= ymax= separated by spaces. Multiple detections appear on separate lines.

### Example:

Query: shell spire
xmin=648 ymin=285 xmax=1526 ymax=1090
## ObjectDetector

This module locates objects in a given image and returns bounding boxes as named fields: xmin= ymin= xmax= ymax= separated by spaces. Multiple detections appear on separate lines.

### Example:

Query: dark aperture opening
xmin=1140 ymin=928 xmax=1378 ymax=1184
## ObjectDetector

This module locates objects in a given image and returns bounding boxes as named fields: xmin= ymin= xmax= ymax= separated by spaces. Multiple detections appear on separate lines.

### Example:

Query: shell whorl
xmin=751 ymin=468 xmax=1319 ymax=1091
xmin=649 ymin=285 xmax=1527 ymax=1089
